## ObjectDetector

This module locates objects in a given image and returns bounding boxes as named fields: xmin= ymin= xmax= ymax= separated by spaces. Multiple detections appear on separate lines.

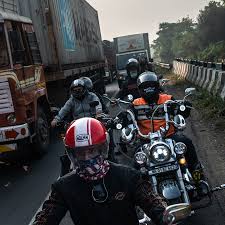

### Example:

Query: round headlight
xmin=7 ymin=113 xmax=16 ymax=124
xmin=174 ymin=142 xmax=187 ymax=155
xmin=151 ymin=144 xmax=171 ymax=163
xmin=134 ymin=152 xmax=147 ymax=165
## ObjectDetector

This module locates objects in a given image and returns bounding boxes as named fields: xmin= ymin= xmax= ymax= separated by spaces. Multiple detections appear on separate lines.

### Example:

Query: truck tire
xmin=33 ymin=107 xmax=50 ymax=156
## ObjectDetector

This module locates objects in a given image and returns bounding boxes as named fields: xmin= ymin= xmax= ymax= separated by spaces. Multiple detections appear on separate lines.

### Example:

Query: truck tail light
xmin=21 ymin=128 xmax=26 ymax=136
xmin=5 ymin=130 xmax=19 ymax=139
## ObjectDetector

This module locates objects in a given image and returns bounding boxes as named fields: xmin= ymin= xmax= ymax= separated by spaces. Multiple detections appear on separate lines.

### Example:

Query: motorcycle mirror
xmin=163 ymin=203 xmax=191 ymax=225
xmin=160 ymin=79 xmax=170 ymax=86
xmin=127 ymin=94 xmax=134 ymax=102
xmin=173 ymin=115 xmax=186 ymax=130
xmin=89 ymin=101 xmax=99 ymax=108
xmin=116 ymin=123 xmax=123 ymax=130
xmin=185 ymin=88 xmax=196 ymax=96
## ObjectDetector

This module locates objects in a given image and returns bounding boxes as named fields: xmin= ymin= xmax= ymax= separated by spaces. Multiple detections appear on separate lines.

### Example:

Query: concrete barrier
xmin=173 ymin=60 xmax=225 ymax=100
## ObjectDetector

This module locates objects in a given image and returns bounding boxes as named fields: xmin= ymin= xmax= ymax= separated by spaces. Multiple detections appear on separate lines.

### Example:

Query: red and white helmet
xmin=65 ymin=117 xmax=109 ymax=158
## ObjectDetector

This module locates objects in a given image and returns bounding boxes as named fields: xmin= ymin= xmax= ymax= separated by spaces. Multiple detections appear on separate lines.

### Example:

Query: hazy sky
xmin=86 ymin=0 xmax=211 ymax=43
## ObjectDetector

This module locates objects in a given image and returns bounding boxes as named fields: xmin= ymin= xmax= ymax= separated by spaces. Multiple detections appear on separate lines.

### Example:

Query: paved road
xmin=0 ymin=80 xmax=225 ymax=225
xmin=0 ymin=140 xmax=64 ymax=225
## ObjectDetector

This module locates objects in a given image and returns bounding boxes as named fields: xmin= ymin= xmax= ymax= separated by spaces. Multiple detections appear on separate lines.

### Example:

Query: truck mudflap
xmin=0 ymin=123 xmax=30 ymax=143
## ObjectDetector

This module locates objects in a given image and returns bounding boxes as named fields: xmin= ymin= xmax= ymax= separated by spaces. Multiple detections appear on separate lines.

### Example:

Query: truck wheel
xmin=34 ymin=107 xmax=50 ymax=156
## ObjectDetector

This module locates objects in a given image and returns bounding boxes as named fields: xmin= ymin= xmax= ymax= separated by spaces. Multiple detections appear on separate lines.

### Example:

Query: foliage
xmin=152 ymin=1 xmax=225 ymax=63
xmin=198 ymin=41 xmax=225 ymax=61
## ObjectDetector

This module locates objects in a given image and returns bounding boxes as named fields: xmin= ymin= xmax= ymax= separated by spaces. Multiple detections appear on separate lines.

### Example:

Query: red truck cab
xmin=0 ymin=11 xmax=51 ymax=159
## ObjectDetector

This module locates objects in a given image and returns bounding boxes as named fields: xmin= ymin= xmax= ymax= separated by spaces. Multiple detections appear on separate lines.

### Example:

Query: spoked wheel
xmin=33 ymin=107 xmax=50 ymax=156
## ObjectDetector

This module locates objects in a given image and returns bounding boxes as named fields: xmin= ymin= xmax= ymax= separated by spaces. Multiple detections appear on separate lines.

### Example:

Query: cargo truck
xmin=0 ymin=0 xmax=105 ymax=159
xmin=114 ymin=33 xmax=151 ymax=88
xmin=17 ymin=0 xmax=106 ymax=105
xmin=0 ymin=9 xmax=51 ymax=157
xmin=102 ymin=40 xmax=116 ymax=83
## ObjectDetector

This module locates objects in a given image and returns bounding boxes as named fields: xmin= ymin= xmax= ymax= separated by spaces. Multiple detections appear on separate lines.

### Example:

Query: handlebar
xmin=102 ymin=95 xmax=131 ymax=105
xmin=102 ymin=95 xmax=190 ymax=139
xmin=125 ymin=110 xmax=149 ymax=139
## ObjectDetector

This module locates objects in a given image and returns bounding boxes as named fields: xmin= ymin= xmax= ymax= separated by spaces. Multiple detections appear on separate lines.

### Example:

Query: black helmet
xmin=70 ymin=79 xmax=87 ymax=99
xmin=137 ymin=72 xmax=160 ymax=103
xmin=126 ymin=58 xmax=140 ymax=79
xmin=80 ymin=77 xmax=93 ymax=91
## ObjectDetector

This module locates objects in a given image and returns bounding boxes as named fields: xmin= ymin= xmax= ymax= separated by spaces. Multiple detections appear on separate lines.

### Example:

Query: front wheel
xmin=33 ymin=107 xmax=50 ymax=156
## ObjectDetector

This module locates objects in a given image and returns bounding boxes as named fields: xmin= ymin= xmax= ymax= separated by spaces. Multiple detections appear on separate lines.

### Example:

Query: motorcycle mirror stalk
xmin=184 ymin=87 xmax=196 ymax=99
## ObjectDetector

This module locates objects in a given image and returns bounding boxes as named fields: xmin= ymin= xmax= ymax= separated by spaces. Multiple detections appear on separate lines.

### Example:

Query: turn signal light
xmin=179 ymin=158 xmax=186 ymax=165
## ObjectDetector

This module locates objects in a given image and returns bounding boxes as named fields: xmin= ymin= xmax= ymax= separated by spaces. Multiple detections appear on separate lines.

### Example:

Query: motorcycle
xmin=103 ymin=88 xmax=225 ymax=224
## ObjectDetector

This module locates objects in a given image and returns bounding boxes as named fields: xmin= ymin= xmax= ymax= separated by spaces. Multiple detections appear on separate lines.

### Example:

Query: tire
xmin=33 ymin=107 xmax=50 ymax=156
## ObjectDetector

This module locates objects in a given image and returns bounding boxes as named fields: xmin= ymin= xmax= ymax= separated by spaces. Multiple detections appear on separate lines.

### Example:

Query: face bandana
xmin=130 ymin=71 xmax=138 ymax=79
xmin=77 ymin=155 xmax=110 ymax=181
xmin=142 ymin=86 xmax=159 ymax=104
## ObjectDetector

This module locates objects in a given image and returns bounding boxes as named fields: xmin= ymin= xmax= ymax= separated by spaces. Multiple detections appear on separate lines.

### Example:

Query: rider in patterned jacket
xmin=32 ymin=118 xmax=168 ymax=225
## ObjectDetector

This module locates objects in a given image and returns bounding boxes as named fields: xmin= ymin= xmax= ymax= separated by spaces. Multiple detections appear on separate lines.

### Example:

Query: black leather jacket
xmin=32 ymin=163 xmax=167 ymax=225
xmin=117 ymin=78 xmax=140 ymax=99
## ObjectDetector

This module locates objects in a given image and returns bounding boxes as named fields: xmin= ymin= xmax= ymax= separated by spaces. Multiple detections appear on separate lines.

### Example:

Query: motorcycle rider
xmin=117 ymin=58 xmax=141 ymax=99
xmin=131 ymin=71 xmax=203 ymax=178
xmin=51 ymin=78 xmax=102 ymax=127
xmin=51 ymin=78 xmax=102 ymax=175
xmin=138 ymin=55 xmax=155 ymax=73
xmin=32 ymin=118 xmax=168 ymax=225
xmin=80 ymin=76 xmax=109 ymax=113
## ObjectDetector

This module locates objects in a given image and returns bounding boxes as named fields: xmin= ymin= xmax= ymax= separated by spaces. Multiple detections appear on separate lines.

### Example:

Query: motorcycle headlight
xmin=174 ymin=142 xmax=187 ymax=155
xmin=134 ymin=152 xmax=147 ymax=165
xmin=118 ymin=75 xmax=126 ymax=80
xmin=150 ymin=143 xmax=171 ymax=163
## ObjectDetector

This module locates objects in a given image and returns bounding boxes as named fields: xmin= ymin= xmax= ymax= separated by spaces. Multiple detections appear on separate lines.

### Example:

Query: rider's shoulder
xmin=88 ymin=91 xmax=98 ymax=98
xmin=132 ymin=97 xmax=146 ymax=105
xmin=109 ymin=162 xmax=140 ymax=177
xmin=55 ymin=170 xmax=79 ymax=186
xmin=159 ymin=93 xmax=173 ymax=100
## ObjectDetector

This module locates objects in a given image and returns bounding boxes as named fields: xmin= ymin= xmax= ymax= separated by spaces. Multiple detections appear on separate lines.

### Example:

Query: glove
xmin=51 ymin=119 xmax=58 ymax=128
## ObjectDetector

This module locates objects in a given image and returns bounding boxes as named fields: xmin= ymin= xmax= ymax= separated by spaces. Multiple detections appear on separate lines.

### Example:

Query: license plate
xmin=149 ymin=164 xmax=179 ymax=175
xmin=0 ymin=144 xmax=17 ymax=153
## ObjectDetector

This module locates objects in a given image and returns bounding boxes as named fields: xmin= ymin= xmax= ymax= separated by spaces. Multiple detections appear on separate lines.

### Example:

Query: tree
xmin=152 ymin=18 xmax=196 ymax=62
xmin=152 ymin=1 xmax=225 ymax=62
xmin=197 ymin=1 xmax=225 ymax=48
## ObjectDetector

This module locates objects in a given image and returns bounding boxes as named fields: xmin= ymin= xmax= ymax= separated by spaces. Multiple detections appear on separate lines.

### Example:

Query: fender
xmin=160 ymin=180 xmax=181 ymax=200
